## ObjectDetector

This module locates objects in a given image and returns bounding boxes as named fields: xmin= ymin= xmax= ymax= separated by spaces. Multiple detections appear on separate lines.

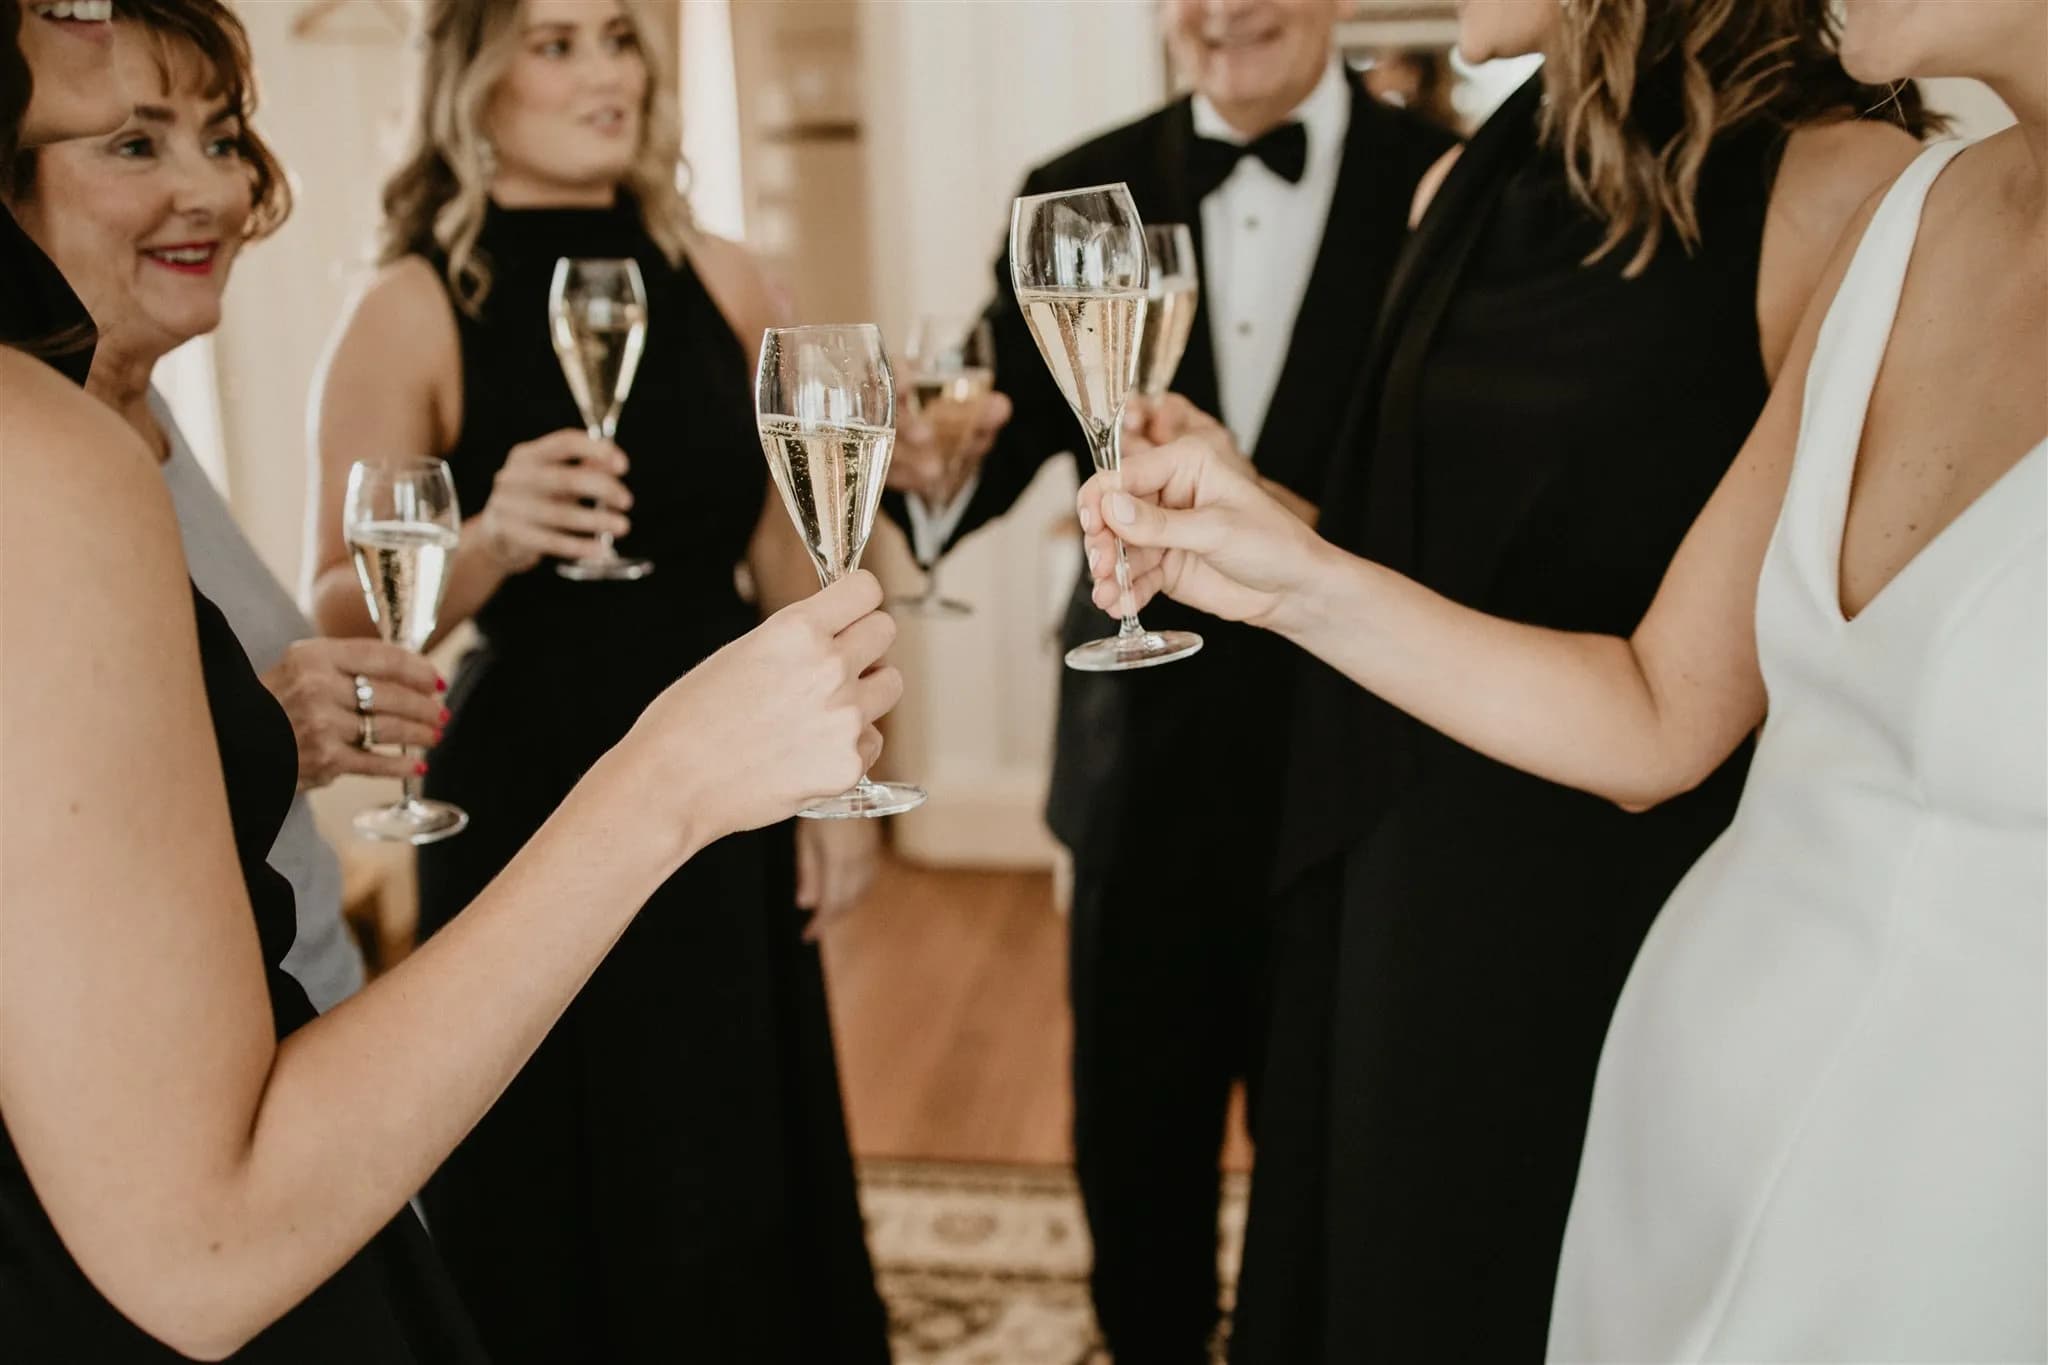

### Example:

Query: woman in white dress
xmin=1071 ymin=0 xmax=2047 ymax=1358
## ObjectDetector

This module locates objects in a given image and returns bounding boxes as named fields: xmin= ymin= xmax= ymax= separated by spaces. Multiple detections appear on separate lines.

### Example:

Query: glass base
xmin=354 ymin=798 xmax=469 ymax=845
xmin=798 ymin=779 xmax=927 ymax=821
xmin=889 ymin=591 xmax=974 ymax=619
xmin=1064 ymin=628 xmax=1204 ymax=673
xmin=558 ymin=554 xmax=654 ymax=581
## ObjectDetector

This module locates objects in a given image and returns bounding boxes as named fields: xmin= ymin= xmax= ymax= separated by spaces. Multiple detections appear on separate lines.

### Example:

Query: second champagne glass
xmin=345 ymin=457 xmax=469 ymax=844
xmin=549 ymin=256 xmax=654 ymax=581
xmin=1010 ymin=183 xmax=1202 ymax=672
xmin=895 ymin=314 xmax=996 ymax=617
xmin=1138 ymin=223 xmax=1200 ymax=398
xmin=755 ymin=323 xmax=927 ymax=820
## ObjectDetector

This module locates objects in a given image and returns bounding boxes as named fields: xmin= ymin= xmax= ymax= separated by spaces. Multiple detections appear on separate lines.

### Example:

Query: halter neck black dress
xmin=409 ymin=198 xmax=887 ymax=1363
xmin=0 ymin=205 xmax=486 ymax=1361
xmin=1234 ymin=75 xmax=1780 ymax=1361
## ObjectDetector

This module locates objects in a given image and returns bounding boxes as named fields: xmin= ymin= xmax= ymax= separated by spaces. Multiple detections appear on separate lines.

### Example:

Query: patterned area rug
xmin=860 ymin=1159 xmax=1246 ymax=1365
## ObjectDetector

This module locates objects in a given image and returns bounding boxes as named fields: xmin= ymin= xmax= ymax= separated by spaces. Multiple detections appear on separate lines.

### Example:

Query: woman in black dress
xmin=0 ymin=1 xmax=898 ymax=1359
xmin=311 ymin=1 xmax=890 ymax=1359
xmin=1111 ymin=2 xmax=1937 ymax=1359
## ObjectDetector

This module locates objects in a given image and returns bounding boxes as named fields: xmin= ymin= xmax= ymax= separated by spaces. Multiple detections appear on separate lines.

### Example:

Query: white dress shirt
xmin=1192 ymin=59 xmax=1349 ymax=455
xmin=908 ymin=62 xmax=1351 ymax=562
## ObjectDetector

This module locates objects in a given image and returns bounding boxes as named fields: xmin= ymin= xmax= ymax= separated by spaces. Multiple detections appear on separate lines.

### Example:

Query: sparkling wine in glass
xmin=755 ymin=323 xmax=927 ymax=820
xmin=550 ymin=256 xmax=653 ymax=581
xmin=895 ymin=314 xmax=996 ymax=618
xmin=345 ymin=458 xmax=468 ymax=844
xmin=1138 ymin=223 xmax=1199 ymax=398
xmin=1010 ymin=183 xmax=1202 ymax=672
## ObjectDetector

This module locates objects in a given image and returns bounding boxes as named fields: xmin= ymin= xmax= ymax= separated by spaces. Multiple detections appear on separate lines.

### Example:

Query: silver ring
xmin=353 ymin=674 xmax=375 ymax=715
xmin=357 ymin=710 xmax=378 ymax=749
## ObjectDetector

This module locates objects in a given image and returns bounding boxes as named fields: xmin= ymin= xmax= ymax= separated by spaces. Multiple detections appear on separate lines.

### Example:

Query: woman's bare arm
xmin=1 ymin=350 xmax=896 ymax=1358
xmin=1089 ymin=183 xmax=1896 ymax=810
xmin=308 ymin=257 xmax=542 ymax=646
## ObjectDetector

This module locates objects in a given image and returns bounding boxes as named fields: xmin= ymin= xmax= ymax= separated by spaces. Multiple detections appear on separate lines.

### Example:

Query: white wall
xmin=857 ymin=0 xmax=1167 ymax=867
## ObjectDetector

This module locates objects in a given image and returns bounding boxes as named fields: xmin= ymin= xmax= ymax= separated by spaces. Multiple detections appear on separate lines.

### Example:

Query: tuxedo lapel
xmin=1249 ymin=77 xmax=1415 ymax=496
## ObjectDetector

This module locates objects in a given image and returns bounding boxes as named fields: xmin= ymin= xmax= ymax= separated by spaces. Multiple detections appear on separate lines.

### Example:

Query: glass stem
xmin=402 ymin=747 xmax=424 ymax=809
xmin=1096 ymin=425 xmax=1146 ymax=641
xmin=588 ymin=421 xmax=617 ymax=558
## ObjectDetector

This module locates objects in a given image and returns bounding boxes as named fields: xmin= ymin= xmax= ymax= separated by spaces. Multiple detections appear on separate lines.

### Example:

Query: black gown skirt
xmin=412 ymin=199 xmax=889 ymax=1363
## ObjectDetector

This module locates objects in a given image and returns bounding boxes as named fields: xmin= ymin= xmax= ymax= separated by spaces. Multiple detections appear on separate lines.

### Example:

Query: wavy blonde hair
xmin=1540 ymin=0 xmax=1936 ymax=277
xmin=376 ymin=0 xmax=691 ymax=314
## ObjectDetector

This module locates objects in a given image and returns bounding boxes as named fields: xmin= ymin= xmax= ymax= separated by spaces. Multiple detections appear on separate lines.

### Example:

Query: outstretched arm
xmin=1 ymin=351 xmax=900 ymax=1360
xmin=1077 ymin=171 xmax=1894 ymax=810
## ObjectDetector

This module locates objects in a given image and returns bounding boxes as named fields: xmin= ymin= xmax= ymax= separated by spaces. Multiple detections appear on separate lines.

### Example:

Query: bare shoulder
xmin=335 ymin=255 xmax=459 ymax=367
xmin=687 ymin=231 xmax=792 ymax=354
xmin=1409 ymin=145 xmax=1463 ymax=228
xmin=0 ymin=350 xmax=163 ymax=522
xmin=1 ymin=348 xmax=196 ymax=717
xmin=1771 ymin=118 xmax=1923 ymax=243
xmin=1756 ymin=119 xmax=1922 ymax=376
xmin=321 ymin=255 xmax=461 ymax=443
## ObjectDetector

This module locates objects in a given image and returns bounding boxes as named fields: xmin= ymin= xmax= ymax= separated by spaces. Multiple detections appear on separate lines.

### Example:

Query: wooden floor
xmin=824 ymin=856 xmax=1252 ymax=1173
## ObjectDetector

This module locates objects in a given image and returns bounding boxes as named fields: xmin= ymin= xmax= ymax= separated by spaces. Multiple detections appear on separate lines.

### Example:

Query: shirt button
xmin=1235 ymin=321 xmax=1253 ymax=337
xmin=1245 ymin=215 xmax=1260 ymax=230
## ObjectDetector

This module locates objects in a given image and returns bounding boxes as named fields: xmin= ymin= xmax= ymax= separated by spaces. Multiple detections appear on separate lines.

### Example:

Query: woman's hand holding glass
xmin=1075 ymin=434 xmax=1333 ymax=632
xmin=618 ymin=571 xmax=903 ymax=850
xmin=473 ymin=428 xmax=635 ymax=573
xmin=261 ymin=637 xmax=447 ymax=791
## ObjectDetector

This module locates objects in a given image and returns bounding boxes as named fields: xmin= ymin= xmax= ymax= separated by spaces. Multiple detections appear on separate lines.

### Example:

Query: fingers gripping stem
xmin=1103 ymin=431 xmax=1142 ymax=638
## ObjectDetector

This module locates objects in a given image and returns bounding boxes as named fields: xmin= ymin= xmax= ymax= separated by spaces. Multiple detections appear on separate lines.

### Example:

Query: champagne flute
xmin=1010 ymin=183 xmax=1202 ymax=672
xmin=1138 ymin=223 xmax=1199 ymax=398
xmin=755 ymin=323 xmax=928 ymax=820
xmin=344 ymin=458 xmax=469 ymax=844
xmin=894 ymin=314 xmax=996 ymax=617
xmin=549 ymin=256 xmax=654 ymax=581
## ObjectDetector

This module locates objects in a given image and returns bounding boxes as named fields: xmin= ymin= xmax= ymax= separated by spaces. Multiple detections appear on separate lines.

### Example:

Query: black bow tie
xmin=1188 ymin=121 xmax=1307 ymax=200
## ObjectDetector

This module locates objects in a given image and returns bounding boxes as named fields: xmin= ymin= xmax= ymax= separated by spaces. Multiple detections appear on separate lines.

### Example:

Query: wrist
xmin=464 ymin=512 xmax=518 ymax=579
xmin=1263 ymin=530 xmax=1353 ymax=644
xmin=562 ymin=739 xmax=714 ymax=893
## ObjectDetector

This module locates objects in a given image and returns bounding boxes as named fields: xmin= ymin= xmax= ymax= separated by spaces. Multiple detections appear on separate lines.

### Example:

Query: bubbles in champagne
xmin=905 ymin=366 xmax=994 ymax=503
xmin=348 ymin=521 xmax=458 ymax=652
xmin=1015 ymin=289 xmax=1145 ymax=466
xmin=550 ymin=298 xmax=648 ymax=439
xmin=1137 ymin=280 xmax=1199 ymax=398
xmin=757 ymin=418 xmax=895 ymax=583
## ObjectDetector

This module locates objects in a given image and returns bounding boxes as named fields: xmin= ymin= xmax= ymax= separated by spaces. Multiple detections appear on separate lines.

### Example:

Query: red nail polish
xmin=435 ymin=677 xmax=448 ymax=693
xmin=432 ymin=729 xmax=444 ymax=745
xmin=414 ymin=761 xmax=429 ymax=776
xmin=439 ymin=707 xmax=452 ymax=724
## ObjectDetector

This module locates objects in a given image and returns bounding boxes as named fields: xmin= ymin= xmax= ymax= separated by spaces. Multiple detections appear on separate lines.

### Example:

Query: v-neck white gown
xmin=1548 ymin=139 xmax=2047 ymax=1362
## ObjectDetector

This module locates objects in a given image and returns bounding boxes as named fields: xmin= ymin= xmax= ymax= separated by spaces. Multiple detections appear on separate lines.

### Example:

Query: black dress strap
xmin=0 ymin=202 xmax=95 ymax=383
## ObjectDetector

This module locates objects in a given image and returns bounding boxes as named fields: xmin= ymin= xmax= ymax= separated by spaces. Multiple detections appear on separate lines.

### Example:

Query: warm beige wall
xmin=215 ymin=0 xmax=413 ymax=592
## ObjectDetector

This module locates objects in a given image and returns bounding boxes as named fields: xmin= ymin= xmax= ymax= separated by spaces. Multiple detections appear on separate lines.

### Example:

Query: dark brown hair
xmin=1 ymin=0 xmax=31 ymax=197
xmin=1543 ymin=0 xmax=1943 ymax=276
xmin=6 ymin=0 xmax=292 ymax=240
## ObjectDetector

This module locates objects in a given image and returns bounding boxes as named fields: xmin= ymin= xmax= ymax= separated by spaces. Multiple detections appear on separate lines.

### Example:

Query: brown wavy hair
xmin=0 ymin=0 xmax=28 ymax=198
xmin=377 ymin=0 xmax=690 ymax=316
xmin=5 ymin=0 xmax=291 ymax=239
xmin=1542 ymin=0 xmax=1942 ymax=276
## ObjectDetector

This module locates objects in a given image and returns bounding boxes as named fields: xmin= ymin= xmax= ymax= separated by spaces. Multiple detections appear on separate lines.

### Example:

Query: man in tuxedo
xmin=888 ymin=3 xmax=1454 ymax=1357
